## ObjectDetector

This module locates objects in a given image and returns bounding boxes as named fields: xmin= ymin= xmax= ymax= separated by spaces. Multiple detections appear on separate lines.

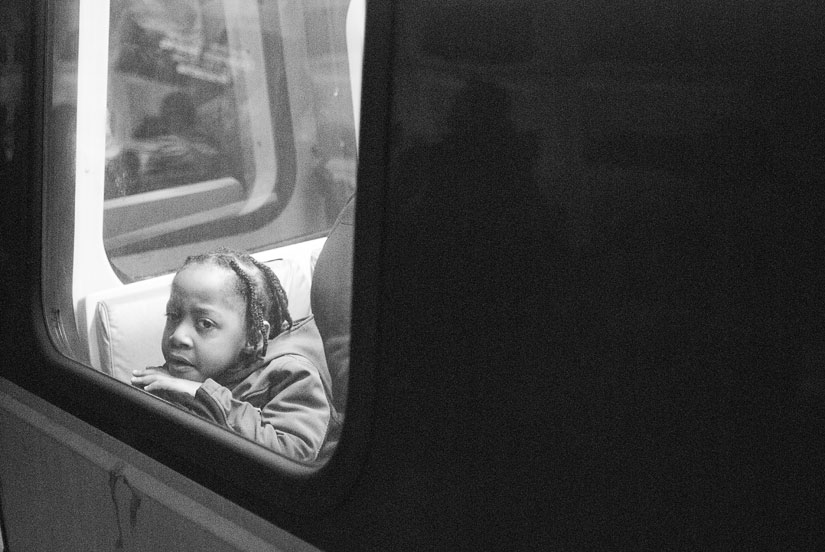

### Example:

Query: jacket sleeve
xmin=196 ymin=357 xmax=331 ymax=462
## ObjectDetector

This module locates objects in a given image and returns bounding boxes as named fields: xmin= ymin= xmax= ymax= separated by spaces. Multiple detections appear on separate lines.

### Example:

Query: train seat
xmin=311 ymin=194 xmax=354 ymax=453
xmin=85 ymin=256 xmax=315 ymax=384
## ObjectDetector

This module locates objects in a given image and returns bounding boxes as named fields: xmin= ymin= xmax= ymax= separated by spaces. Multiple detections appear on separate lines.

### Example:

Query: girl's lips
xmin=166 ymin=356 xmax=196 ymax=375
xmin=167 ymin=353 xmax=193 ymax=365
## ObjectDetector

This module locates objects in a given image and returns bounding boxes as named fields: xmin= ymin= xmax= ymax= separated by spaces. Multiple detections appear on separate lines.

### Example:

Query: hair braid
xmin=249 ymin=257 xmax=292 ymax=334
xmin=226 ymin=258 xmax=266 ymax=347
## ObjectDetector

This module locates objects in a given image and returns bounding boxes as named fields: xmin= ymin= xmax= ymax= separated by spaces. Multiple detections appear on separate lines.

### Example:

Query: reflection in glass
xmin=105 ymin=1 xmax=243 ymax=198
xmin=102 ymin=0 xmax=357 ymax=280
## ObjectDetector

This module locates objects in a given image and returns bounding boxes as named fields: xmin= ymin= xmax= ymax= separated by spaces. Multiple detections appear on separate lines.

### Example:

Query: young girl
xmin=131 ymin=248 xmax=333 ymax=463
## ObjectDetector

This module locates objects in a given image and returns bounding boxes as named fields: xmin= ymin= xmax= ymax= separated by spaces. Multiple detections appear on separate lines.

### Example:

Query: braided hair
xmin=181 ymin=248 xmax=292 ymax=357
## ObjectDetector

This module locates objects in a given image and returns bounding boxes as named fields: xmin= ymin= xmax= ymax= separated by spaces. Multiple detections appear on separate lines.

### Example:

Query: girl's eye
xmin=197 ymin=319 xmax=216 ymax=330
xmin=165 ymin=311 xmax=180 ymax=321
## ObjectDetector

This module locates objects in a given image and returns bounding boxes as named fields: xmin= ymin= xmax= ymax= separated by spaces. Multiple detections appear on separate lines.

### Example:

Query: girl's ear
xmin=255 ymin=321 xmax=271 ymax=358
xmin=242 ymin=321 xmax=270 ymax=358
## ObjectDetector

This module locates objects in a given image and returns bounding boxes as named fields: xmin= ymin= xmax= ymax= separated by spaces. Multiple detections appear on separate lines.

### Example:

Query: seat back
xmin=311 ymin=195 xmax=354 ymax=446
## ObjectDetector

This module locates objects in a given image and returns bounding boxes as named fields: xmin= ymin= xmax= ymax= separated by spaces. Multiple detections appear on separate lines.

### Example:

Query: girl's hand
xmin=131 ymin=366 xmax=201 ymax=397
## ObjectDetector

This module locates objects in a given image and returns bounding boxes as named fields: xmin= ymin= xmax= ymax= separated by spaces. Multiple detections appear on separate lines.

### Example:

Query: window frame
xmin=4 ymin=0 xmax=393 ymax=521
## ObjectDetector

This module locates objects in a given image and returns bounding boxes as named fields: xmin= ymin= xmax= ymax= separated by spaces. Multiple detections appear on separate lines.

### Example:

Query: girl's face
xmin=161 ymin=263 xmax=249 ymax=382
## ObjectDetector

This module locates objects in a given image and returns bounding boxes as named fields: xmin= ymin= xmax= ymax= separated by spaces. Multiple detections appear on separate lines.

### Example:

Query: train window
xmin=41 ymin=0 xmax=361 ymax=467
xmin=100 ymin=0 xmax=357 ymax=280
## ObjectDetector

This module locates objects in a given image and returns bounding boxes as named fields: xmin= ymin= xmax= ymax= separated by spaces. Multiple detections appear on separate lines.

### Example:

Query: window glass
xmin=102 ymin=0 xmax=356 ymax=280
xmin=44 ymin=0 xmax=358 ymax=465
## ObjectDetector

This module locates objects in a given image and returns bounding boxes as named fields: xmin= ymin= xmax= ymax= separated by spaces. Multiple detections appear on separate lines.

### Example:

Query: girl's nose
xmin=168 ymin=322 xmax=193 ymax=347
